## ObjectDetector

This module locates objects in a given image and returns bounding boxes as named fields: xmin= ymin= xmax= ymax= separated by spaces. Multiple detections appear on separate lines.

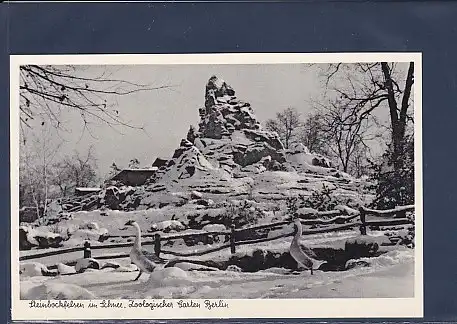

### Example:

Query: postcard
xmin=11 ymin=53 xmax=423 ymax=320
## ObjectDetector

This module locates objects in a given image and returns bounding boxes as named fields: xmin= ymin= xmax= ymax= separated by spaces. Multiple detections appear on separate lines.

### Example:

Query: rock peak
xmin=205 ymin=76 xmax=235 ymax=101
xmin=199 ymin=76 xmax=261 ymax=139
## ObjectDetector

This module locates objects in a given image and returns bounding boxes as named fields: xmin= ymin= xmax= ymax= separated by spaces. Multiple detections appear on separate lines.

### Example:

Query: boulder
xmin=57 ymin=263 xmax=77 ymax=275
xmin=20 ymin=262 xmax=58 ymax=277
xmin=101 ymin=261 xmax=122 ymax=270
xmin=79 ymin=222 xmax=99 ymax=230
xmin=20 ymin=226 xmax=64 ymax=249
xmin=72 ymin=227 xmax=109 ymax=242
xmin=345 ymin=259 xmax=371 ymax=270
xmin=19 ymin=227 xmax=37 ymax=250
xmin=190 ymin=190 xmax=204 ymax=199
xmin=194 ymin=199 xmax=214 ymax=207
xmin=226 ymin=265 xmax=243 ymax=272
xmin=151 ymin=220 xmax=186 ymax=233
xmin=75 ymin=258 xmax=101 ymax=273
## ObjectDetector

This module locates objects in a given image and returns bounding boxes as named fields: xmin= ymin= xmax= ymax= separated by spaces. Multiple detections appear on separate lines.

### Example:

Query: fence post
xmin=359 ymin=207 xmax=367 ymax=235
xmin=230 ymin=225 xmax=236 ymax=254
xmin=83 ymin=241 xmax=91 ymax=258
xmin=396 ymin=207 xmax=406 ymax=219
xmin=154 ymin=233 xmax=161 ymax=257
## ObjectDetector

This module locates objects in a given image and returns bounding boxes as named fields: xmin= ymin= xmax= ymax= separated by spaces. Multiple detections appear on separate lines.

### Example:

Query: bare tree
xmin=53 ymin=147 xmax=99 ymax=197
xmin=320 ymin=62 xmax=414 ymax=171
xmin=19 ymin=124 xmax=63 ymax=220
xmin=316 ymin=100 xmax=372 ymax=174
xmin=19 ymin=65 xmax=171 ymax=135
xmin=349 ymin=141 xmax=372 ymax=177
xmin=265 ymin=107 xmax=302 ymax=149
xmin=299 ymin=112 xmax=329 ymax=155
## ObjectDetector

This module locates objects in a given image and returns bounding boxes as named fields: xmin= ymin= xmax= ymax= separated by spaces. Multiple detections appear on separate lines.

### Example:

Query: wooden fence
xmin=19 ymin=205 xmax=415 ymax=266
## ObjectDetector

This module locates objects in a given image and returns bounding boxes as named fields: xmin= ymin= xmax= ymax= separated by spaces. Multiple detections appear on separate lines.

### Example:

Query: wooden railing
xmin=19 ymin=205 xmax=415 ymax=266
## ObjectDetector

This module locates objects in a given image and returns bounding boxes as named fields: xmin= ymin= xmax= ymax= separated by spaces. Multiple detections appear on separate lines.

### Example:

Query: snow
xmin=16 ymin=76 xmax=417 ymax=303
xmin=152 ymin=220 xmax=185 ymax=232
xmin=114 ymin=264 xmax=138 ymax=272
xmin=297 ymin=207 xmax=318 ymax=217
xmin=75 ymin=187 xmax=101 ymax=191
xmin=335 ymin=204 xmax=359 ymax=215
xmin=202 ymin=224 xmax=226 ymax=232
xmin=226 ymin=265 xmax=243 ymax=272
xmin=57 ymin=263 xmax=77 ymax=275
xmin=147 ymin=267 xmax=189 ymax=284
xmin=345 ymin=234 xmax=391 ymax=247
xmin=19 ymin=246 xmax=414 ymax=299
xmin=75 ymin=258 xmax=101 ymax=273
xmin=21 ymin=282 xmax=96 ymax=300
xmin=21 ymin=226 xmax=62 ymax=247
xmin=100 ymin=261 xmax=121 ymax=269
xmin=122 ymin=168 xmax=157 ymax=172
xmin=79 ymin=222 xmax=99 ymax=230
xmin=191 ymin=190 xmax=203 ymax=199
xmin=20 ymin=262 xmax=51 ymax=277
xmin=346 ymin=248 xmax=414 ymax=270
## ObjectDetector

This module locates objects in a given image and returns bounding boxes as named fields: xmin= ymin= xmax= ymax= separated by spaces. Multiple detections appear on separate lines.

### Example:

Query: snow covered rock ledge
xmin=19 ymin=226 xmax=64 ymax=250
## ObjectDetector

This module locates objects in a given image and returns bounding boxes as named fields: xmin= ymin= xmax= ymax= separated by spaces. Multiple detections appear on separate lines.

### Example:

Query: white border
xmin=10 ymin=53 xmax=423 ymax=320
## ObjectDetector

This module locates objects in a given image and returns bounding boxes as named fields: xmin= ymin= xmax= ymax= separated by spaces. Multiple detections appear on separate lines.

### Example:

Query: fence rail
xmin=19 ymin=205 xmax=415 ymax=265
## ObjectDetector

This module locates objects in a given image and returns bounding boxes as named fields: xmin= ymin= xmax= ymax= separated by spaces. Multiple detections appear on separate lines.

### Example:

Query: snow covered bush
xmin=369 ymin=135 xmax=414 ymax=210
xmin=221 ymin=200 xmax=263 ymax=228
xmin=303 ymin=184 xmax=343 ymax=211
xmin=286 ymin=184 xmax=362 ymax=220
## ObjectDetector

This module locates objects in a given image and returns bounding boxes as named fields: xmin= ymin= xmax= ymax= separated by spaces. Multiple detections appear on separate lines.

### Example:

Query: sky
xmin=21 ymin=64 xmax=327 ymax=177
xmin=19 ymin=62 xmax=406 ymax=178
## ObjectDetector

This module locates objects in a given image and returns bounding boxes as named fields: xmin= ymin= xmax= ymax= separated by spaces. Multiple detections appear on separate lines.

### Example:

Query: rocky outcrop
xmin=75 ymin=258 xmax=101 ymax=273
xmin=19 ymin=226 xmax=64 ymax=250
xmin=47 ymin=75 xmax=359 ymax=222
xmin=136 ymin=76 xmax=297 ymax=208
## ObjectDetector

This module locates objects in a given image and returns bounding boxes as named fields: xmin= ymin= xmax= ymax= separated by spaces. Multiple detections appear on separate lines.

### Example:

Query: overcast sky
xmin=22 ymin=64 xmax=330 ymax=177
xmin=21 ymin=61 xmax=406 ymax=179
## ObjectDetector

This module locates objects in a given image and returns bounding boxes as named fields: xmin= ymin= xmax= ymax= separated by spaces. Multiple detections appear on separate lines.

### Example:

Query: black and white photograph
xmin=11 ymin=54 xmax=422 ymax=319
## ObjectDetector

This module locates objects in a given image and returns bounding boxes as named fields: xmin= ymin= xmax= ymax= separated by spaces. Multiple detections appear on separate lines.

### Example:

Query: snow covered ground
xmin=20 ymin=248 xmax=414 ymax=299
xmin=20 ymin=226 xmax=415 ymax=300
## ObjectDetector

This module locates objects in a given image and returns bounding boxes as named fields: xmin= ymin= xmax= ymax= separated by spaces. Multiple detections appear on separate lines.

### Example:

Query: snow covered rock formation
xmin=133 ymin=76 xmax=350 ymax=209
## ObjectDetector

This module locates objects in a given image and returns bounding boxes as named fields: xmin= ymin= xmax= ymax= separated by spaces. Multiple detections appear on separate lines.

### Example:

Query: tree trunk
xmin=381 ymin=62 xmax=413 ymax=171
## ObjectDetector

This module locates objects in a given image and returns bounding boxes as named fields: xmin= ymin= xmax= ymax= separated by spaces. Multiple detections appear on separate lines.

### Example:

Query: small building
xmin=152 ymin=157 xmax=169 ymax=169
xmin=110 ymin=168 xmax=157 ymax=186
xmin=75 ymin=187 xmax=102 ymax=196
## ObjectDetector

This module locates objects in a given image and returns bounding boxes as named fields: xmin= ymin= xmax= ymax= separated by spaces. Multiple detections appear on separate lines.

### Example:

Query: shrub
xmin=221 ymin=200 xmax=263 ymax=228
xmin=369 ymin=135 xmax=414 ymax=209
xmin=286 ymin=184 xmax=353 ymax=220
xmin=303 ymin=184 xmax=338 ymax=211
